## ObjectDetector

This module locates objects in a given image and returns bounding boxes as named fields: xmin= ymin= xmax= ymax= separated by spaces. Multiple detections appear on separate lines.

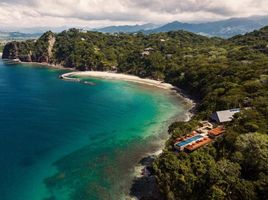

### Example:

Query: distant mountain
xmin=92 ymin=23 xmax=160 ymax=33
xmin=93 ymin=16 xmax=268 ymax=38
xmin=3 ymin=15 xmax=268 ymax=39
xmin=1 ymin=26 xmax=71 ymax=34
xmin=0 ymin=31 xmax=42 ymax=40
xmin=148 ymin=21 xmax=194 ymax=34
xmin=146 ymin=16 xmax=268 ymax=38
xmin=16 ymin=26 xmax=74 ymax=34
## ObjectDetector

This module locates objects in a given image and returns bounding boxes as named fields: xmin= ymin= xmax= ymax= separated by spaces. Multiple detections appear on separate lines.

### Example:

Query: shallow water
xmin=0 ymin=60 xmax=189 ymax=200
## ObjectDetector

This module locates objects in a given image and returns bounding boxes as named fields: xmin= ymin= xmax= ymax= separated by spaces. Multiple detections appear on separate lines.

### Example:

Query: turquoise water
xmin=0 ymin=60 xmax=189 ymax=200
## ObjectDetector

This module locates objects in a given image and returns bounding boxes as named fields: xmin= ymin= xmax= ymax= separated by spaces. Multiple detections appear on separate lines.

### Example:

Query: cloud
xmin=1 ymin=0 xmax=268 ymax=29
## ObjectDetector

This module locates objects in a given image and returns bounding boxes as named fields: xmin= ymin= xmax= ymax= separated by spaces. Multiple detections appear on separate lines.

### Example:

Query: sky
xmin=1 ymin=0 xmax=268 ymax=30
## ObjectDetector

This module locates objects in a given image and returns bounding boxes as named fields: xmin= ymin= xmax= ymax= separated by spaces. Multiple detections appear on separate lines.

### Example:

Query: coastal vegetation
xmin=2 ymin=27 xmax=268 ymax=200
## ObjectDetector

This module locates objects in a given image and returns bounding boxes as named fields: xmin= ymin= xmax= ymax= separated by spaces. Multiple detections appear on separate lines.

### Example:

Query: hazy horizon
xmin=1 ymin=14 xmax=268 ymax=34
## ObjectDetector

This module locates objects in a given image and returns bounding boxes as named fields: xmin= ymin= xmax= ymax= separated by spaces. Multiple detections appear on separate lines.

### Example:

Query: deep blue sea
xmin=0 ymin=60 xmax=189 ymax=200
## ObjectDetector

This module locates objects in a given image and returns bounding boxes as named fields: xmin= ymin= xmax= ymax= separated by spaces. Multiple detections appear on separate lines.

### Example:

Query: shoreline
xmin=20 ymin=61 xmax=76 ymax=71
xmin=129 ymin=97 xmax=195 ymax=200
xmin=128 ymin=102 xmax=188 ymax=200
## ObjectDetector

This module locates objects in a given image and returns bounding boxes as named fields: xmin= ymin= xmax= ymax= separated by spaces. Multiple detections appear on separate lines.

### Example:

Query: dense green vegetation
xmin=2 ymin=27 xmax=268 ymax=200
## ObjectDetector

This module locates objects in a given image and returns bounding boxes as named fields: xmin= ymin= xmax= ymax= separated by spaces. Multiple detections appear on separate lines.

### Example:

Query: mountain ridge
xmin=2 ymin=15 xmax=268 ymax=39
xmin=92 ymin=23 xmax=159 ymax=33
xmin=93 ymin=15 xmax=268 ymax=38
xmin=0 ymin=31 xmax=42 ymax=40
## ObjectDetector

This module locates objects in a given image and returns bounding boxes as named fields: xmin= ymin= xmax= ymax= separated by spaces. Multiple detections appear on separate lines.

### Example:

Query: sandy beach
xmin=61 ymin=71 xmax=177 ymax=90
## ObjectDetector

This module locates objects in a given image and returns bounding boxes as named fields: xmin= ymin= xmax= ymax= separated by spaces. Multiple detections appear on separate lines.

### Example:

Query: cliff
xmin=2 ymin=42 xmax=19 ymax=60
xmin=2 ymin=31 xmax=56 ymax=63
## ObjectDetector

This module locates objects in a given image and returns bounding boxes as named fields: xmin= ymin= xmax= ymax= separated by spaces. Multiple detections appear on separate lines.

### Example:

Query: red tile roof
xmin=185 ymin=137 xmax=212 ymax=151
xmin=208 ymin=127 xmax=225 ymax=136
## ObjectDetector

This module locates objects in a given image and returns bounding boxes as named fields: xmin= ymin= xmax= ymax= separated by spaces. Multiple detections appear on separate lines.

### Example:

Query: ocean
xmin=0 ymin=60 xmax=189 ymax=200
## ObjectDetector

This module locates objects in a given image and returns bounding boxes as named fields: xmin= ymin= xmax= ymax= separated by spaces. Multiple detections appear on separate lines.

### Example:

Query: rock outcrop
xmin=2 ymin=42 xmax=19 ymax=60
xmin=2 ymin=31 xmax=56 ymax=63
xmin=2 ymin=41 xmax=33 ymax=62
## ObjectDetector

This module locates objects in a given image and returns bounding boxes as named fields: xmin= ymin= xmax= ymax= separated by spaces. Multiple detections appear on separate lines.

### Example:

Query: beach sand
xmin=61 ymin=71 xmax=177 ymax=90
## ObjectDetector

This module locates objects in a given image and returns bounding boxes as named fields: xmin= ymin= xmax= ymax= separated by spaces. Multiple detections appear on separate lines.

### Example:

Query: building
xmin=208 ymin=127 xmax=225 ymax=138
xmin=184 ymin=137 xmax=212 ymax=152
xmin=211 ymin=108 xmax=240 ymax=123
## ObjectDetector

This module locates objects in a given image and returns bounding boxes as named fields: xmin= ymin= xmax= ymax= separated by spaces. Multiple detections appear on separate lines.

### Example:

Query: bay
xmin=0 ymin=60 xmax=189 ymax=200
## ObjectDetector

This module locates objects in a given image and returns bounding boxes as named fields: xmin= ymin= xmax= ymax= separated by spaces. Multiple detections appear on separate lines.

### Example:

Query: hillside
xmin=153 ymin=27 xmax=268 ymax=200
xmin=231 ymin=26 xmax=268 ymax=47
xmin=2 ymin=29 xmax=215 ymax=73
xmin=2 ymin=27 xmax=268 ymax=200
